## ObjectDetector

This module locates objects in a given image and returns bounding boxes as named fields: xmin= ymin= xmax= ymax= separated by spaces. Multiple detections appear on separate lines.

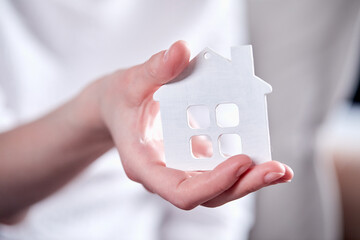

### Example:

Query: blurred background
xmin=248 ymin=1 xmax=360 ymax=239
xmin=0 ymin=0 xmax=359 ymax=240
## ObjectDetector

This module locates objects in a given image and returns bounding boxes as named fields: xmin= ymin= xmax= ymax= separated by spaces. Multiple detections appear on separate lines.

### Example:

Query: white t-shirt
xmin=0 ymin=1 xmax=254 ymax=240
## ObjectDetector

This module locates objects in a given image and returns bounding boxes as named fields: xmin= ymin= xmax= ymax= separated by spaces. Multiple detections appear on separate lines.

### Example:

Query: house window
xmin=188 ymin=103 xmax=242 ymax=159
xmin=218 ymin=134 xmax=242 ymax=157
xmin=190 ymin=135 xmax=213 ymax=159
xmin=187 ymin=105 xmax=210 ymax=129
xmin=216 ymin=103 xmax=239 ymax=128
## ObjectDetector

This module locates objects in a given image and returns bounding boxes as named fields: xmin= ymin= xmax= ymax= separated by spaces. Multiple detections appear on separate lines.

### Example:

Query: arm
xmin=0 ymin=41 xmax=293 ymax=223
xmin=0 ymin=93 xmax=113 ymax=222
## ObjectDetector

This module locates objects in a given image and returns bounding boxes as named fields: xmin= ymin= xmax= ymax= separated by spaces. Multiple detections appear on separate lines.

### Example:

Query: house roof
xmin=153 ymin=46 xmax=272 ymax=103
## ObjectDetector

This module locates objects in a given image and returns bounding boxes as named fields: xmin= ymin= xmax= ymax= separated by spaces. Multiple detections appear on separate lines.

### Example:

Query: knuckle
xmin=145 ymin=59 xmax=159 ymax=80
xmin=125 ymin=171 xmax=138 ymax=182
xmin=121 ymin=68 xmax=134 ymax=87
xmin=122 ymin=68 xmax=146 ymax=107
xmin=123 ymin=166 xmax=139 ymax=182
xmin=171 ymin=195 xmax=195 ymax=211
xmin=175 ymin=202 xmax=194 ymax=211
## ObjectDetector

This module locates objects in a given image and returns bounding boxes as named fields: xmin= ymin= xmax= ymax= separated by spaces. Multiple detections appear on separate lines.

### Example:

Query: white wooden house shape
xmin=154 ymin=46 xmax=272 ymax=170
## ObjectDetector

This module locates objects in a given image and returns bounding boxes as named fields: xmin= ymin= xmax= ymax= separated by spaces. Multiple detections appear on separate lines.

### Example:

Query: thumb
xmin=125 ymin=41 xmax=190 ymax=103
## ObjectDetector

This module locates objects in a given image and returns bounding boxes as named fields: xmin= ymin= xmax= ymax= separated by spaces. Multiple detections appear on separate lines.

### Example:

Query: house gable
xmin=154 ymin=46 xmax=272 ymax=103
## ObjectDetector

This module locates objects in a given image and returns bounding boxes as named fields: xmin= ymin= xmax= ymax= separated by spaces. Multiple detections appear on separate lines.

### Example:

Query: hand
xmin=88 ymin=41 xmax=293 ymax=209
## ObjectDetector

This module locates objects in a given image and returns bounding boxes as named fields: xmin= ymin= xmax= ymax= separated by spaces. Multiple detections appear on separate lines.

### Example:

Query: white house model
xmin=154 ymin=46 xmax=272 ymax=170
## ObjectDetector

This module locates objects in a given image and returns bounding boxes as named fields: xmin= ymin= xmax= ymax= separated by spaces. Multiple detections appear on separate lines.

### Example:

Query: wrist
xmin=62 ymin=79 xmax=113 ymax=144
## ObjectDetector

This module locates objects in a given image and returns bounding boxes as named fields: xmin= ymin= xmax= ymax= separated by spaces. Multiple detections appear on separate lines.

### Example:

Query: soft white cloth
xmin=0 ymin=1 xmax=254 ymax=240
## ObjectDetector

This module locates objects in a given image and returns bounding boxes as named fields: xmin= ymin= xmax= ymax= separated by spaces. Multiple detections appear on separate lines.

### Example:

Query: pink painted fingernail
xmin=272 ymin=178 xmax=292 ymax=185
xmin=264 ymin=172 xmax=285 ymax=184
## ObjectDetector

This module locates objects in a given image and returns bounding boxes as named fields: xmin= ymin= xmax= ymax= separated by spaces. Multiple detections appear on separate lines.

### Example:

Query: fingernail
xmin=163 ymin=49 xmax=169 ymax=63
xmin=272 ymin=178 xmax=292 ymax=185
xmin=264 ymin=172 xmax=285 ymax=184
xmin=236 ymin=163 xmax=252 ymax=177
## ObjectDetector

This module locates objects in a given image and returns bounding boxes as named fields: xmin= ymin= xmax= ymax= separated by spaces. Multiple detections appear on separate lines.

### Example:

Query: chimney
xmin=231 ymin=45 xmax=255 ymax=74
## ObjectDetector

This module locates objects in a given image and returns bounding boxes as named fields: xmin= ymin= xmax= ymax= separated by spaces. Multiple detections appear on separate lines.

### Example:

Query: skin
xmin=0 ymin=41 xmax=293 ymax=224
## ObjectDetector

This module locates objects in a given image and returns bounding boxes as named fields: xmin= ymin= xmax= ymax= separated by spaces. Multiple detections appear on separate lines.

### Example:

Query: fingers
xmin=270 ymin=164 xmax=294 ymax=184
xmin=143 ymin=155 xmax=253 ymax=210
xmin=124 ymin=40 xmax=190 ymax=105
xmin=202 ymin=161 xmax=294 ymax=207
